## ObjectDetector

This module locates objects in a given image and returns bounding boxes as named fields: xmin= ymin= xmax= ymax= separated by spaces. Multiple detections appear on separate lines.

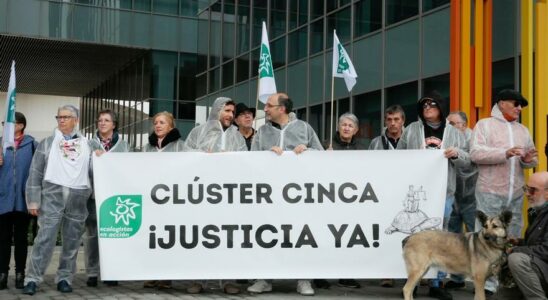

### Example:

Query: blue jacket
xmin=0 ymin=135 xmax=37 ymax=214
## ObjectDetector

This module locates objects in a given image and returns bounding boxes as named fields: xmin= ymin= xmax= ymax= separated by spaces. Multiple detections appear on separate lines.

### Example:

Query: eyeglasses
xmin=265 ymin=103 xmax=282 ymax=108
xmin=55 ymin=115 xmax=74 ymax=121
xmin=422 ymin=101 xmax=438 ymax=109
xmin=501 ymin=99 xmax=521 ymax=107
xmin=448 ymin=121 xmax=465 ymax=126
xmin=523 ymin=185 xmax=540 ymax=194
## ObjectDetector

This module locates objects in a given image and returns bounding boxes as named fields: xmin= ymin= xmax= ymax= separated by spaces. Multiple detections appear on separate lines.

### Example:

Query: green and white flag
xmin=257 ymin=21 xmax=276 ymax=103
xmin=332 ymin=30 xmax=357 ymax=92
xmin=2 ymin=61 xmax=16 ymax=152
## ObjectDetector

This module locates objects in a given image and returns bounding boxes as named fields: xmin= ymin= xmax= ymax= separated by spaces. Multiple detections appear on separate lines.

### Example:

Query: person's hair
xmin=338 ymin=112 xmax=359 ymax=128
xmin=152 ymin=111 xmax=175 ymax=129
xmin=15 ymin=111 xmax=27 ymax=131
xmin=448 ymin=111 xmax=468 ymax=124
xmin=58 ymin=104 xmax=79 ymax=119
xmin=278 ymin=94 xmax=293 ymax=114
xmin=97 ymin=109 xmax=119 ymax=130
xmin=224 ymin=100 xmax=236 ymax=107
xmin=385 ymin=105 xmax=405 ymax=120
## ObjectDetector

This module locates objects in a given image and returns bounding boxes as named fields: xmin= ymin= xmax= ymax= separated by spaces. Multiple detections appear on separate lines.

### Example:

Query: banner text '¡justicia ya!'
xmin=150 ymin=177 xmax=379 ymax=204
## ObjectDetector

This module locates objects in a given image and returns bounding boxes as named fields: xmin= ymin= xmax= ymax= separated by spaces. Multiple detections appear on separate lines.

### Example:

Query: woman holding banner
xmin=142 ymin=111 xmax=184 ymax=289
xmin=85 ymin=109 xmax=129 ymax=288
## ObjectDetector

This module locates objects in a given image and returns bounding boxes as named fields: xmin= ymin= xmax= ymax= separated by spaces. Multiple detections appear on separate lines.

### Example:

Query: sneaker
xmin=297 ymin=280 xmax=315 ymax=296
xmin=86 ymin=276 xmax=98 ymax=287
xmin=247 ymin=280 xmax=272 ymax=293
xmin=313 ymin=279 xmax=330 ymax=289
xmin=380 ymin=278 xmax=394 ymax=288
xmin=223 ymin=283 xmax=241 ymax=295
xmin=22 ymin=282 xmax=37 ymax=295
xmin=143 ymin=280 xmax=157 ymax=288
xmin=186 ymin=282 xmax=203 ymax=294
xmin=156 ymin=280 xmax=172 ymax=289
xmin=444 ymin=280 xmax=465 ymax=289
xmin=428 ymin=286 xmax=453 ymax=300
xmin=339 ymin=279 xmax=361 ymax=288
xmin=15 ymin=273 xmax=25 ymax=289
xmin=57 ymin=280 xmax=73 ymax=293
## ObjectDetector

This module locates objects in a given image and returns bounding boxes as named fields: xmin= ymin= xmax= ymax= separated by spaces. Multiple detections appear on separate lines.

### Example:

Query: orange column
xmin=450 ymin=0 xmax=461 ymax=112
xmin=479 ymin=0 xmax=492 ymax=121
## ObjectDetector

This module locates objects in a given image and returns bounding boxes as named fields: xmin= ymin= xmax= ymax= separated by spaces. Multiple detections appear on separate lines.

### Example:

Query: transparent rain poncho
xmin=251 ymin=112 xmax=324 ymax=151
xmin=184 ymin=97 xmax=247 ymax=152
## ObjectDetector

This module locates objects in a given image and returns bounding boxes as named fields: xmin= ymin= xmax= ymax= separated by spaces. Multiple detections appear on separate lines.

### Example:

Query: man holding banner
xmin=184 ymin=96 xmax=246 ymax=295
xmin=397 ymin=93 xmax=470 ymax=300
xmin=249 ymin=92 xmax=323 ymax=296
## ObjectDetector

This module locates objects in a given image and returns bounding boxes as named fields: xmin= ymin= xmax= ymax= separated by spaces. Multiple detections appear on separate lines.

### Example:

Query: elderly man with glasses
xmin=507 ymin=171 xmax=548 ymax=300
xmin=470 ymin=89 xmax=538 ymax=296
xmin=22 ymin=105 xmax=92 ymax=296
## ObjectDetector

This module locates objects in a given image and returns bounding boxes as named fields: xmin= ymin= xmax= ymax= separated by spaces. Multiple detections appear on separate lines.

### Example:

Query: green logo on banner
xmin=99 ymin=195 xmax=142 ymax=238
xmin=6 ymin=90 xmax=16 ymax=123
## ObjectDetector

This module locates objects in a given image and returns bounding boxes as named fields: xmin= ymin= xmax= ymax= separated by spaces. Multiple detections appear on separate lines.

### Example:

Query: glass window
xmin=492 ymin=58 xmax=515 ymax=97
xmin=423 ymin=0 xmax=450 ymax=12
xmin=386 ymin=81 xmax=418 ymax=125
xmin=210 ymin=67 xmax=221 ymax=93
xmin=236 ymin=54 xmax=250 ymax=83
xmin=237 ymin=0 xmax=250 ymax=54
xmin=210 ymin=18 xmax=222 ymax=67
xmin=422 ymin=8 xmax=450 ymax=78
xmin=153 ymin=0 xmax=178 ymax=14
xmin=287 ymin=61 xmax=308 ymax=108
xmin=324 ymin=97 xmax=350 ymax=143
xmin=354 ymin=90 xmax=382 ymax=147
xmin=311 ymin=0 xmax=324 ymax=20
xmin=385 ymin=20 xmax=419 ymax=86
xmin=355 ymin=0 xmax=382 ymax=37
xmin=327 ymin=7 xmax=351 ymax=46
xmin=197 ymin=17 xmax=208 ymax=73
xmin=386 ymin=0 xmax=418 ymax=25
xmin=103 ymin=0 xmax=132 ymax=9
xmin=309 ymin=55 xmax=324 ymax=104
xmin=134 ymin=0 xmax=151 ymax=11
xmin=252 ymin=0 xmax=267 ymax=47
xmin=72 ymin=5 xmax=100 ymax=42
xmin=271 ymin=37 xmax=286 ymax=69
xmin=133 ymin=13 xmax=151 ymax=48
xmin=222 ymin=61 xmax=234 ymax=88
xmin=275 ymin=67 xmax=286 ymax=92
xmin=326 ymin=0 xmax=337 ymax=13
xmin=152 ymin=15 xmax=179 ymax=51
xmin=180 ymin=0 xmax=198 ymax=16
xmin=493 ymin=0 xmax=516 ymax=61
xmin=223 ymin=0 xmax=235 ymax=61
xmin=309 ymin=104 xmax=323 ymax=139
xmin=353 ymin=34 xmax=382 ymax=94
xmin=296 ymin=107 xmax=306 ymax=121
xmin=179 ymin=53 xmax=197 ymax=100
xmin=288 ymin=27 xmax=307 ymax=63
xmin=310 ymin=18 xmax=324 ymax=55
xmin=289 ymin=0 xmax=308 ymax=30
xmin=177 ymin=101 xmax=196 ymax=120
xmin=235 ymin=82 xmax=250 ymax=104
xmin=270 ymin=0 xmax=286 ymax=38
xmin=151 ymin=51 xmax=178 ymax=100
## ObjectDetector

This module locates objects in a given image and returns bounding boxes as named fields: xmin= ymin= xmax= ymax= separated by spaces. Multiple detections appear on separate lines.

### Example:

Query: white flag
xmin=257 ymin=21 xmax=277 ymax=103
xmin=2 ymin=61 xmax=16 ymax=153
xmin=332 ymin=30 xmax=357 ymax=92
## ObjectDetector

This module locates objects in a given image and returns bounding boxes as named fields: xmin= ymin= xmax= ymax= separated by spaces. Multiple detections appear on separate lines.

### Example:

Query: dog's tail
xmin=401 ymin=236 xmax=411 ymax=249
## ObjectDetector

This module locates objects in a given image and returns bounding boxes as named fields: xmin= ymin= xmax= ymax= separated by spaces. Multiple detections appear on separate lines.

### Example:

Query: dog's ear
xmin=476 ymin=210 xmax=488 ymax=226
xmin=500 ymin=211 xmax=513 ymax=226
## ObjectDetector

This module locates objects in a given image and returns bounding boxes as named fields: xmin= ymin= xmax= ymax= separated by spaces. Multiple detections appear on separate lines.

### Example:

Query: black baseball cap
xmin=494 ymin=89 xmax=528 ymax=107
xmin=235 ymin=103 xmax=256 ymax=118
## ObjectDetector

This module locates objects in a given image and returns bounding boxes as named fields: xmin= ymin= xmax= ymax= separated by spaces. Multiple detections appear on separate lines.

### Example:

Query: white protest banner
xmin=93 ymin=150 xmax=447 ymax=280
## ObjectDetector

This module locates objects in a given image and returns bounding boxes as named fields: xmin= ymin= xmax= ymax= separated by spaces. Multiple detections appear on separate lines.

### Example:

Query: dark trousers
xmin=0 ymin=211 xmax=31 ymax=273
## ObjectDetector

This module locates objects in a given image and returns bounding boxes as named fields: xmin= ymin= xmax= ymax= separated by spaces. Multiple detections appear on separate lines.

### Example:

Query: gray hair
xmin=338 ymin=112 xmax=359 ymax=127
xmin=448 ymin=111 xmax=468 ymax=124
xmin=58 ymin=104 xmax=80 ymax=119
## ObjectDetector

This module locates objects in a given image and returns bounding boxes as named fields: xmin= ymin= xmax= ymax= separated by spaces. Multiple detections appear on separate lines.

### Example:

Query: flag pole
xmin=254 ymin=79 xmax=260 ymax=129
xmin=329 ymin=72 xmax=335 ymax=149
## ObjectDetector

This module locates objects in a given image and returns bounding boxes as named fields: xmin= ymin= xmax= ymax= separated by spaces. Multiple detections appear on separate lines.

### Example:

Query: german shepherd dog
xmin=402 ymin=210 xmax=512 ymax=300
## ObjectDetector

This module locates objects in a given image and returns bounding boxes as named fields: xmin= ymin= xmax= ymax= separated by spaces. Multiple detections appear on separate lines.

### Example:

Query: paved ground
xmin=0 ymin=247 xmax=523 ymax=299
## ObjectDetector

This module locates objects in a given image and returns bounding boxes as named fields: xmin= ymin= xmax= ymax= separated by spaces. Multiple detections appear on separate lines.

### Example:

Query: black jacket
xmin=514 ymin=204 xmax=548 ymax=283
xmin=323 ymin=132 xmax=366 ymax=150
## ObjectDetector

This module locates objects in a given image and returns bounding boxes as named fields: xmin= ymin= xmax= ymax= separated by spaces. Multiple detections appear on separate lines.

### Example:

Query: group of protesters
xmin=0 ymin=89 xmax=546 ymax=299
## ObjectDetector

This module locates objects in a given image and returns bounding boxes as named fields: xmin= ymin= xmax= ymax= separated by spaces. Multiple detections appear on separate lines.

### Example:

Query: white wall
xmin=0 ymin=92 xmax=80 ymax=142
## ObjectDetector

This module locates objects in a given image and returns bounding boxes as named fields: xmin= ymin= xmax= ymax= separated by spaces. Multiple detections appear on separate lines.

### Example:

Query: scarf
xmin=148 ymin=128 xmax=182 ymax=150
xmin=44 ymin=129 xmax=91 ymax=189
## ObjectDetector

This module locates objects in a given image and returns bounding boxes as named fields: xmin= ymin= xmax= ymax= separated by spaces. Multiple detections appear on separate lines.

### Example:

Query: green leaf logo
xmin=99 ymin=195 xmax=142 ymax=238
xmin=337 ymin=44 xmax=349 ymax=74
xmin=259 ymin=44 xmax=274 ymax=78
